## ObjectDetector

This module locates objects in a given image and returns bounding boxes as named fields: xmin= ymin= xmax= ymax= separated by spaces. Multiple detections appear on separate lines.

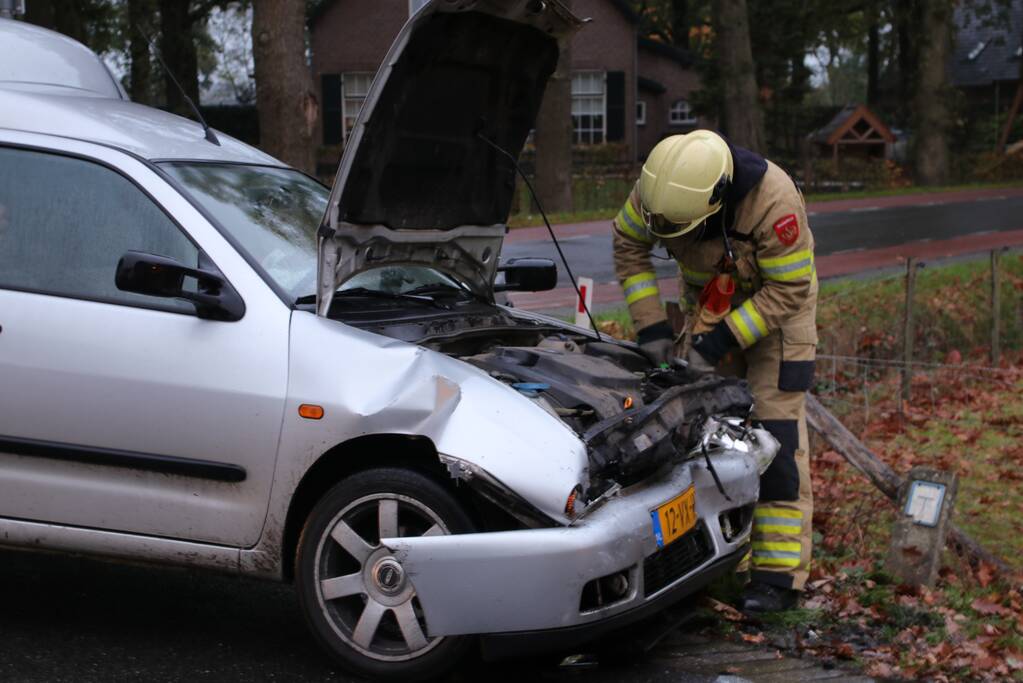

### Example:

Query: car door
xmin=0 ymin=140 xmax=289 ymax=547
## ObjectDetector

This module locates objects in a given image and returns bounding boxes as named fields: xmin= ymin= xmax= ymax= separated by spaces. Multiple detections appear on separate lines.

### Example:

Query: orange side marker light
xmin=298 ymin=404 xmax=324 ymax=420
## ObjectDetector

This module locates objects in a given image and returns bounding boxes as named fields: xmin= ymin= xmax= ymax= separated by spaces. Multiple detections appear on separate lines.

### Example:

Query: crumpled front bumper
xmin=384 ymin=447 xmax=766 ymax=638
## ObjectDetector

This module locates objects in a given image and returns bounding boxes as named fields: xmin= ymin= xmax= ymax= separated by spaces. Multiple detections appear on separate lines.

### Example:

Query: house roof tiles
xmin=951 ymin=0 xmax=1022 ymax=87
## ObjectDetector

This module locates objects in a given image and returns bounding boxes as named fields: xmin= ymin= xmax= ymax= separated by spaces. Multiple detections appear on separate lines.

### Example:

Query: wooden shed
xmin=811 ymin=104 xmax=896 ymax=164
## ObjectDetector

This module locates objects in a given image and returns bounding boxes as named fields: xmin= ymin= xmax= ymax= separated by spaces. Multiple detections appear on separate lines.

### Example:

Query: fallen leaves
xmin=703 ymin=597 xmax=745 ymax=623
xmin=762 ymin=348 xmax=1023 ymax=680
xmin=970 ymin=597 xmax=1012 ymax=617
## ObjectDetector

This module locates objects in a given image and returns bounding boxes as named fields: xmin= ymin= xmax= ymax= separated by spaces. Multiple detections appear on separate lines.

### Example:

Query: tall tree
xmin=866 ymin=2 xmax=880 ymax=106
xmin=671 ymin=0 xmax=690 ymax=48
xmin=23 ymin=0 xmax=117 ymax=51
xmin=712 ymin=0 xmax=765 ymax=151
xmin=533 ymin=6 xmax=574 ymax=215
xmin=252 ymin=0 xmax=316 ymax=173
xmin=159 ymin=0 xmax=201 ymax=116
xmin=895 ymin=0 xmax=918 ymax=124
xmin=913 ymin=0 xmax=952 ymax=185
xmin=127 ymin=0 xmax=156 ymax=104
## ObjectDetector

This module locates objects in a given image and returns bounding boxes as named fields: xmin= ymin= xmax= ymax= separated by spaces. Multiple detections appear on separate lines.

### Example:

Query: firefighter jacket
xmin=613 ymin=148 xmax=818 ymax=357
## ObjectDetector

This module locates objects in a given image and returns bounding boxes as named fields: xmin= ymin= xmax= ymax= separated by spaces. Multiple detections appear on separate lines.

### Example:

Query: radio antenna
xmin=140 ymin=29 xmax=220 ymax=146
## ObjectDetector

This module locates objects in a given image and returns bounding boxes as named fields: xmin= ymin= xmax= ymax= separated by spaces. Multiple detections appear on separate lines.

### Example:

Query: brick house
xmin=309 ymin=0 xmax=704 ymax=165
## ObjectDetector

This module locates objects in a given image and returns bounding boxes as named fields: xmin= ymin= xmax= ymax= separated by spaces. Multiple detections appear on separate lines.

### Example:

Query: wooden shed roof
xmin=811 ymin=104 xmax=896 ymax=146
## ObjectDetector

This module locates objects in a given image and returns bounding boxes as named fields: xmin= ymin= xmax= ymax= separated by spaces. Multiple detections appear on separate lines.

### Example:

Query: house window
xmin=636 ymin=100 xmax=647 ymax=125
xmin=409 ymin=0 xmax=429 ymax=15
xmin=571 ymin=71 xmax=605 ymax=144
xmin=342 ymin=72 xmax=373 ymax=141
xmin=669 ymin=98 xmax=697 ymax=126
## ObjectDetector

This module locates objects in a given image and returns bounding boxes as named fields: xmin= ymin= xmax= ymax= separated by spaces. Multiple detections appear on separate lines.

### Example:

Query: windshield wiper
xmin=403 ymin=282 xmax=471 ymax=298
xmin=296 ymin=287 xmax=451 ymax=309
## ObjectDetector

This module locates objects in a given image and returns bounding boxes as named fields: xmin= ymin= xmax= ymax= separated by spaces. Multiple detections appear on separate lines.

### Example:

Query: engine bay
xmin=330 ymin=303 xmax=756 ymax=499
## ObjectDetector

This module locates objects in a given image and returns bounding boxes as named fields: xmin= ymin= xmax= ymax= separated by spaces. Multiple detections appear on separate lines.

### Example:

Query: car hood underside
xmin=316 ymin=0 xmax=582 ymax=314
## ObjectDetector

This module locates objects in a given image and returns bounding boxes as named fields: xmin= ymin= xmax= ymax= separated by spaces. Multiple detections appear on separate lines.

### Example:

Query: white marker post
xmin=575 ymin=277 xmax=594 ymax=329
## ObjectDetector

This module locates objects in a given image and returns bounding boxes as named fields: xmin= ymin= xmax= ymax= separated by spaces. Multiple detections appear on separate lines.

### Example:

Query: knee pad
xmin=758 ymin=419 xmax=799 ymax=501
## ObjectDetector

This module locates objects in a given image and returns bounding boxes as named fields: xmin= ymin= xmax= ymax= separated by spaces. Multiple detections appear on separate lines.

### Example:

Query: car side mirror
xmin=494 ymin=257 xmax=558 ymax=292
xmin=115 ymin=251 xmax=245 ymax=321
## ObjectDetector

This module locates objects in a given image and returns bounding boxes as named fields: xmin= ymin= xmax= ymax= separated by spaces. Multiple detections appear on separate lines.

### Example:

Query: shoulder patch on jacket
xmin=772 ymin=214 xmax=799 ymax=246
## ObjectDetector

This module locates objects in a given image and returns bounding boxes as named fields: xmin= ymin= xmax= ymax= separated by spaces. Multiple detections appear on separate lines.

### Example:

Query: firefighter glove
xmin=686 ymin=346 xmax=716 ymax=373
xmin=691 ymin=320 xmax=738 ymax=366
xmin=637 ymin=321 xmax=675 ymax=366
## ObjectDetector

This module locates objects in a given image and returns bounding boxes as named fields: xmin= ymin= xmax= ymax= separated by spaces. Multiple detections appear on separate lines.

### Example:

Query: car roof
xmin=0 ymin=17 xmax=126 ymax=99
xmin=0 ymin=88 xmax=282 ymax=164
xmin=0 ymin=18 xmax=282 ymax=166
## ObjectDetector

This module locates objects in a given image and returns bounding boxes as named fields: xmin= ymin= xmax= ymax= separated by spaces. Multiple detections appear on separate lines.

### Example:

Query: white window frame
xmin=341 ymin=72 xmax=374 ymax=143
xmin=571 ymin=71 xmax=606 ymax=145
xmin=636 ymin=100 xmax=647 ymax=126
xmin=669 ymin=98 xmax=697 ymax=126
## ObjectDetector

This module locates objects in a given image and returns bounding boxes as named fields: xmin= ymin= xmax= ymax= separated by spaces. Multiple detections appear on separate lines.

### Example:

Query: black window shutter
xmin=321 ymin=74 xmax=342 ymax=145
xmin=606 ymin=71 xmax=626 ymax=142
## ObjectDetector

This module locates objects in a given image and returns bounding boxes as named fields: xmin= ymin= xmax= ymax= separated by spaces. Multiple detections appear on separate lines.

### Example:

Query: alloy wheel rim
xmin=313 ymin=493 xmax=448 ymax=662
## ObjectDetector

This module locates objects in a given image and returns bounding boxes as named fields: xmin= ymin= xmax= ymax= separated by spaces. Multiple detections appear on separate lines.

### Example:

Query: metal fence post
xmin=991 ymin=249 xmax=1001 ymax=366
xmin=901 ymin=257 xmax=918 ymax=410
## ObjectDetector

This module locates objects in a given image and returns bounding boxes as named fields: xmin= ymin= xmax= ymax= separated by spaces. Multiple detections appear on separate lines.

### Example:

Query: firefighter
xmin=614 ymin=130 xmax=817 ymax=612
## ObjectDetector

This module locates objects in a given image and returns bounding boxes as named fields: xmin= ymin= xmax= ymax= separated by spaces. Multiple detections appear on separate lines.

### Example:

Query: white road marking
xmin=558 ymin=234 xmax=595 ymax=241
xmin=830 ymin=247 xmax=867 ymax=255
xmin=850 ymin=206 xmax=881 ymax=212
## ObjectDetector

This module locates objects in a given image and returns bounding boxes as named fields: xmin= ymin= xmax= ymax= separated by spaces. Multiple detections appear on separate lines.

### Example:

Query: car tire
xmin=295 ymin=467 xmax=476 ymax=681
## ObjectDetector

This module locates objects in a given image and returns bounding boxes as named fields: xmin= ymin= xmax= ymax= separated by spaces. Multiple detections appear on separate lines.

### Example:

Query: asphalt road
xmin=0 ymin=547 xmax=714 ymax=683
xmin=0 ymin=546 xmax=870 ymax=682
xmin=501 ymin=192 xmax=1023 ymax=291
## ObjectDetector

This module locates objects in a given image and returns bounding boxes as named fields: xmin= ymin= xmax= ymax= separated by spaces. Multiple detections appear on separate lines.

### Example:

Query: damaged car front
xmin=289 ymin=0 xmax=780 ymax=678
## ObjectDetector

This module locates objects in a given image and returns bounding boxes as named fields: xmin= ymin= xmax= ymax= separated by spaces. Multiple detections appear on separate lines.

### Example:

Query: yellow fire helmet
xmin=638 ymin=130 xmax=734 ymax=239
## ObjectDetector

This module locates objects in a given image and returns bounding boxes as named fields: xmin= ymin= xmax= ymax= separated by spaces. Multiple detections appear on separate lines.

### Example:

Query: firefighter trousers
xmin=714 ymin=327 xmax=814 ymax=591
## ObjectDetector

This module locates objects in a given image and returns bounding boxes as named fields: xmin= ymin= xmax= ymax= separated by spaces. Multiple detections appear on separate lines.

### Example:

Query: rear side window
xmin=0 ymin=146 xmax=199 ymax=313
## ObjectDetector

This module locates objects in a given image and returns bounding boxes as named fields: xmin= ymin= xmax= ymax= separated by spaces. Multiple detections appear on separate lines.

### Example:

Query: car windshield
xmin=161 ymin=163 xmax=463 ymax=302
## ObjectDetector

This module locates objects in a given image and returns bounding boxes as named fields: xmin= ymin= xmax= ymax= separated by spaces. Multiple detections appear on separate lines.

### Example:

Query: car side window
xmin=0 ymin=146 xmax=200 ymax=313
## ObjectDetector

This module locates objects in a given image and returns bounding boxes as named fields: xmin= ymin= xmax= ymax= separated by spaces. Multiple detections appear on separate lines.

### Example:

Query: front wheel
xmin=295 ymin=468 xmax=475 ymax=681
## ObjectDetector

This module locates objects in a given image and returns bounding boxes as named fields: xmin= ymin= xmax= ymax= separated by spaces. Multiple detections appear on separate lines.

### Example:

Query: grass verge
xmin=591 ymin=257 xmax=1023 ymax=679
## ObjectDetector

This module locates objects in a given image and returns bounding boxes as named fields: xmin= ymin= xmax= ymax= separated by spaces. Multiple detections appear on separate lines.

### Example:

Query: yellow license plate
xmin=651 ymin=486 xmax=697 ymax=548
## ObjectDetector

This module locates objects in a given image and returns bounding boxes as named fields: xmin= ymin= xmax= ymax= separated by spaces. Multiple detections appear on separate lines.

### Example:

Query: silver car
xmin=0 ymin=4 xmax=777 ymax=680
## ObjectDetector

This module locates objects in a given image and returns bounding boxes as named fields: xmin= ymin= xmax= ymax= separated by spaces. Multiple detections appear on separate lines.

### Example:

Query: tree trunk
xmin=913 ymin=0 xmax=952 ymax=185
xmin=713 ymin=0 xmax=765 ymax=152
xmin=252 ymin=0 xmax=316 ymax=174
xmin=867 ymin=4 xmax=880 ymax=107
xmin=533 ymin=6 xmax=574 ymax=215
xmin=671 ymin=0 xmax=690 ymax=48
xmin=159 ymin=0 xmax=201 ymax=116
xmin=127 ymin=0 xmax=156 ymax=104
xmin=896 ymin=0 xmax=916 ymax=125
xmin=24 ymin=0 xmax=87 ymax=43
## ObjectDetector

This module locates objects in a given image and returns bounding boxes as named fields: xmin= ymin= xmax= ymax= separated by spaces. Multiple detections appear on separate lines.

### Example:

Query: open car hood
xmin=316 ymin=0 xmax=582 ymax=314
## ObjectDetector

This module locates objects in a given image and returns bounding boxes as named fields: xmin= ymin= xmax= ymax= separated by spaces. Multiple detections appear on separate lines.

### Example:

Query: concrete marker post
xmin=884 ymin=466 xmax=958 ymax=588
